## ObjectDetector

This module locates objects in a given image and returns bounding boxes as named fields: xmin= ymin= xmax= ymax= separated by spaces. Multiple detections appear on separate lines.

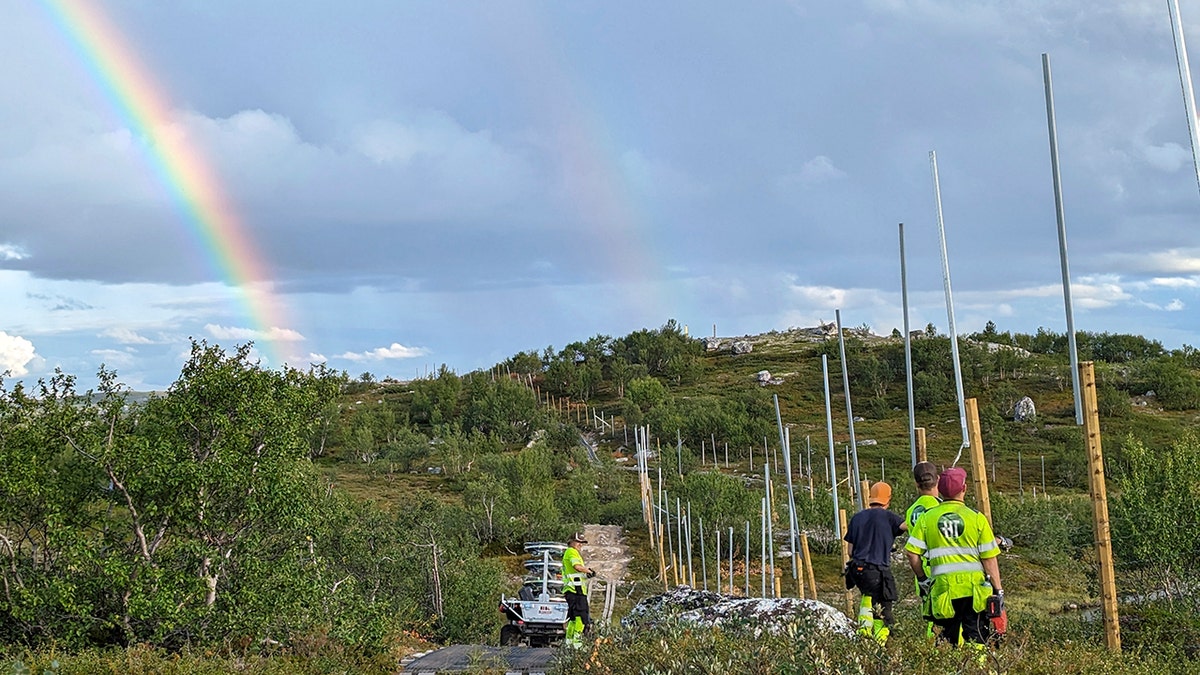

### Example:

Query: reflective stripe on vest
xmin=930 ymin=560 xmax=984 ymax=576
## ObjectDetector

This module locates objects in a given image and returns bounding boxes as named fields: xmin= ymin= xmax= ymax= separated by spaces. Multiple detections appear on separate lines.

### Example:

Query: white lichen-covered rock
xmin=622 ymin=585 xmax=855 ymax=638
xmin=1013 ymin=396 xmax=1037 ymax=422
xmin=731 ymin=341 xmax=753 ymax=355
xmin=756 ymin=370 xmax=772 ymax=383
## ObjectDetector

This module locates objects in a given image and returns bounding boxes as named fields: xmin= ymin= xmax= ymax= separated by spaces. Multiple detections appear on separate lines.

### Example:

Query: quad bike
xmin=498 ymin=542 xmax=570 ymax=647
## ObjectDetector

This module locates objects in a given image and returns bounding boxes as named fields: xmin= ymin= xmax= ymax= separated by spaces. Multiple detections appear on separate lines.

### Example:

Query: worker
xmin=904 ymin=467 xmax=1004 ymax=652
xmin=843 ymin=481 xmax=904 ymax=643
xmin=562 ymin=531 xmax=596 ymax=647
xmin=906 ymin=461 xmax=942 ymax=638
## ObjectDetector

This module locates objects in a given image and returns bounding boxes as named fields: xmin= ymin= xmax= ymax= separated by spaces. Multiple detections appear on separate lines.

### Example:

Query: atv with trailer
xmin=498 ymin=541 xmax=570 ymax=647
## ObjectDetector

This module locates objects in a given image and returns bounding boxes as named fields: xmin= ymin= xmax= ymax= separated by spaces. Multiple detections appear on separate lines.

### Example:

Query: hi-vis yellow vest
xmin=562 ymin=546 xmax=587 ymax=594
xmin=904 ymin=501 xmax=998 ymax=618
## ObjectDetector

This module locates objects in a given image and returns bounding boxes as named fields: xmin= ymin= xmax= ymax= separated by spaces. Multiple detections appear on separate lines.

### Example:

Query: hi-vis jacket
xmin=904 ymin=500 xmax=999 ymax=619
xmin=562 ymin=546 xmax=588 ymax=594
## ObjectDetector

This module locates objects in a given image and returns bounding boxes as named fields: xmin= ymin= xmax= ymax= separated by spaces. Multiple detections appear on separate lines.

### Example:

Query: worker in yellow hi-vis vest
xmin=905 ymin=461 xmax=941 ymax=638
xmin=561 ymin=531 xmax=595 ymax=647
xmin=905 ymin=467 xmax=1004 ymax=652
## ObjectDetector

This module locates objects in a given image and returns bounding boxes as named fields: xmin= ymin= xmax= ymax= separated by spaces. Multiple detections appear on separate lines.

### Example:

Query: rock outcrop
xmin=622 ymin=585 xmax=855 ymax=638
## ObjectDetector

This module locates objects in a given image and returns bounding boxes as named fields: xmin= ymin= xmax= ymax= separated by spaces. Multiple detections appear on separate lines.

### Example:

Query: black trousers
xmin=933 ymin=596 xmax=992 ymax=646
xmin=565 ymin=590 xmax=591 ymax=632
xmin=853 ymin=564 xmax=897 ymax=626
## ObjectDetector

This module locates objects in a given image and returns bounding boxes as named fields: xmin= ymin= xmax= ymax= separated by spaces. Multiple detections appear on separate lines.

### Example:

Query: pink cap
xmin=937 ymin=467 xmax=967 ymax=498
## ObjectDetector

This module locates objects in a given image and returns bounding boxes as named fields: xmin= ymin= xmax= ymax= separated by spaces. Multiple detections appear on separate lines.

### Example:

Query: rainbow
xmin=40 ymin=0 xmax=295 ymax=366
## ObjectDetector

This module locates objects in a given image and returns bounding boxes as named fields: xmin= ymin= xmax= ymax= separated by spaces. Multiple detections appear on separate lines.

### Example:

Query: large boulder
xmin=622 ymin=585 xmax=855 ymax=638
xmin=731 ymin=341 xmax=753 ymax=355
xmin=1013 ymin=396 xmax=1036 ymax=422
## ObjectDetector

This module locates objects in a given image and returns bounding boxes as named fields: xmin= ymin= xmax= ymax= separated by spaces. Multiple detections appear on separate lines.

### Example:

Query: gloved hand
xmin=586 ymin=570 xmax=596 ymax=578
xmin=917 ymin=577 xmax=934 ymax=598
xmin=985 ymin=590 xmax=1005 ymax=618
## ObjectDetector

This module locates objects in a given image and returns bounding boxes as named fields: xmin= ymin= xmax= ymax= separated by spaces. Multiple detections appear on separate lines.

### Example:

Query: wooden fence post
xmin=965 ymin=398 xmax=992 ymax=524
xmin=1081 ymin=361 xmax=1121 ymax=651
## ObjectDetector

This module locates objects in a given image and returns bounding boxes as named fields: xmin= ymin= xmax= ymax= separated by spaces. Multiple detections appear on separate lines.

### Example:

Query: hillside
xmin=4 ymin=325 xmax=1200 ymax=673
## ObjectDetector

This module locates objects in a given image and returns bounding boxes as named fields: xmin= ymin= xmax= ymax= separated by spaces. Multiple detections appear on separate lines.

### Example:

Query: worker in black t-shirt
xmin=843 ymin=481 xmax=905 ymax=643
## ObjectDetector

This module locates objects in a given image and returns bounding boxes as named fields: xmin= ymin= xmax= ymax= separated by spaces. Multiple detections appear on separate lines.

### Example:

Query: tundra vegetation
xmin=2 ymin=321 xmax=1200 ymax=673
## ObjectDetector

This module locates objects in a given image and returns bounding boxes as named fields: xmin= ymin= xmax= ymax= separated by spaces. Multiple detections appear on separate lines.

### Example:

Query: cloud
xmin=1142 ymin=142 xmax=1190 ymax=172
xmin=337 ymin=343 xmax=430 ymax=362
xmin=89 ymin=348 xmax=137 ymax=368
xmin=774 ymin=156 xmax=847 ymax=191
xmin=0 ymin=244 xmax=27 ymax=260
xmin=101 ymin=327 xmax=156 ymax=344
xmin=204 ymin=324 xmax=306 ymax=342
xmin=0 ymin=332 xmax=36 ymax=377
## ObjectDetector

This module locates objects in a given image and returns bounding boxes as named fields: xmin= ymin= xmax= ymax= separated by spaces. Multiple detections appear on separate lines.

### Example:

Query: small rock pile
xmin=622 ymin=586 xmax=855 ymax=638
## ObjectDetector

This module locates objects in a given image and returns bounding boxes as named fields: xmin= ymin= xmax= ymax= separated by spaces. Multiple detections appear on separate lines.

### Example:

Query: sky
xmin=3 ymin=0 xmax=1200 ymax=391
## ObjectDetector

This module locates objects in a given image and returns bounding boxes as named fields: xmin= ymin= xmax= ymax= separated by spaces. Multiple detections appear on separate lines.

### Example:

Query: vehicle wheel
xmin=499 ymin=624 xmax=521 ymax=646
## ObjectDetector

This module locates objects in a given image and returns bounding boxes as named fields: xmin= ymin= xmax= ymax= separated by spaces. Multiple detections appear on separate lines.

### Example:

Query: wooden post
xmin=1081 ymin=361 xmax=1121 ymax=651
xmin=859 ymin=479 xmax=870 ymax=510
xmin=965 ymin=398 xmax=992 ymax=523
xmin=915 ymin=427 xmax=927 ymax=463
xmin=794 ymin=552 xmax=805 ymax=598
xmin=801 ymin=533 xmax=818 ymax=599
xmin=840 ymin=508 xmax=853 ymax=616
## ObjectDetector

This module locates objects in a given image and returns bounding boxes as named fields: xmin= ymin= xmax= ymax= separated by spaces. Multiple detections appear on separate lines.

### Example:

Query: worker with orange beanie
xmin=843 ymin=481 xmax=905 ymax=642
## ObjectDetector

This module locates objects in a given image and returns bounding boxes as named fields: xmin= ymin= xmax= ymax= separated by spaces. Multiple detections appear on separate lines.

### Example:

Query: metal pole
xmin=716 ymin=527 xmax=721 ymax=594
xmin=1042 ymin=53 xmax=1084 ymax=426
xmin=765 ymin=463 xmax=776 ymax=597
xmin=760 ymin=497 xmax=767 ymax=598
xmin=729 ymin=525 xmax=735 ymax=595
xmin=835 ymin=309 xmax=864 ymax=510
xmin=744 ymin=521 xmax=750 ymax=597
xmin=1019 ymin=451 xmax=1024 ymax=499
xmin=822 ymin=355 xmax=842 ymax=535
xmin=784 ymin=428 xmax=799 ymax=584
xmin=686 ymin=502 xmax=695 ymax=587
xmin=1042 ymin=455 xmax=1047 ymax=497
xmin=930 ymin=150 xmax=971 ymax=464
xmin=700 ymin=516 xmax=708 ymax=591
xmin=677 ymin=429 xmax=683 ymax=477
xmin=1169 ymin=0 xmax=1200 ymax=198
xmin=900 ymin=222 xmax=918 ymax=466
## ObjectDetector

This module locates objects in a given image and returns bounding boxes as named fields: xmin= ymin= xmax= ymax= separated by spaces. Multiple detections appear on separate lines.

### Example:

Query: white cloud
xmin=0 ymin=244 xmax=27 ymax=260
xmin=338 ymin=343 xmax=430 ymax=362
xmin=0 ymin=332 xmax=36 ymax=377
xmin=775 ymin=156 xmax=847 ymax=190
xmin=204 ymin=324 xmax=305 ymax=342
xmin=101 ymin=327 xmax=156 ymax=344
xmin=90 ymin=348 xmax=137 ymax=368
xmin=1142 ymin=142 xmax=1190 ymax=172
xmin=1150 ymin=276 xmax=1200 ymax=288
xmin=1166 ymin=299 xmax=1185 ymax=311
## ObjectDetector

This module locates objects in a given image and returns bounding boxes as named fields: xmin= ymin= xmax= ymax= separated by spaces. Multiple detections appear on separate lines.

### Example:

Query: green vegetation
xmin=3 ymin=321 xmax=1200 ymax=672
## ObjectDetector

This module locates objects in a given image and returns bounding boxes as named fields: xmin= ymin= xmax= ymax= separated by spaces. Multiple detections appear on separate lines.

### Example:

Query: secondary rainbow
xmin=41 ymin=0 xmax=293 ymax=365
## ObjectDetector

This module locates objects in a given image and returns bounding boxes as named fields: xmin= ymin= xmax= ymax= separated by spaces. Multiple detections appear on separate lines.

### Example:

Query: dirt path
xmin=581 ymin=524 xmax=630 ymax=584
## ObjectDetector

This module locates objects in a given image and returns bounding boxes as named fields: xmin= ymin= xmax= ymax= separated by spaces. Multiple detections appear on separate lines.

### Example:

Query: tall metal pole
xmin=899 ymin=222 xmax=918 ymax=466
xmin=930 ymin=150 xmax=971 ymax=464
xmin=1169 ymin=0 xmax=1200 ymax=197
xmin=783 ymin=428 xmax=799 ymax=584
xmin=1042 ymin=53 xmax=1084 ymax=425
xmin=835 ymin=309 xmax=864 ymax=510
xmin=822 ymin=355 xmax=842 ymax=535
